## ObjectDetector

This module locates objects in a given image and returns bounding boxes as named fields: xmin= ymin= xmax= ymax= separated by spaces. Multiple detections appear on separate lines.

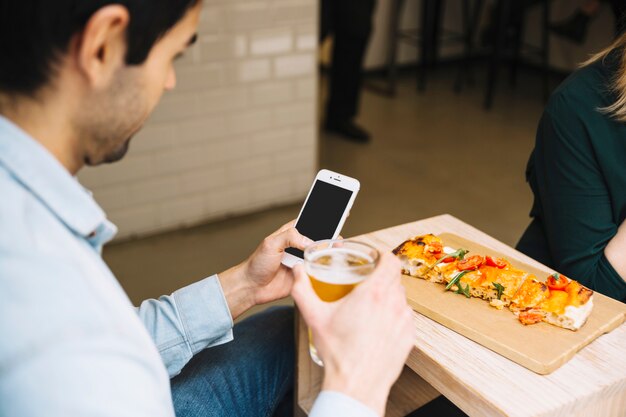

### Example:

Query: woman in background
xmin=517 ymin=33 xmax=626 ymax=302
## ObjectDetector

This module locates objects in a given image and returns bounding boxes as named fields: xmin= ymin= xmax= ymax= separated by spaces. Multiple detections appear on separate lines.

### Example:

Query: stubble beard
xmin=78 ymin=68 xmax=149 ymax=166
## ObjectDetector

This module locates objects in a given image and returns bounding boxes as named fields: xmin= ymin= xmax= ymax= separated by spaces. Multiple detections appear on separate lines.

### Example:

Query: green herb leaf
xmin=445 ymin=270 xmax=469 ymax=291
xmin=493 ymin=282 xmax=505 ymax=300
xmin=429 ymin=248 xmax=469 ymax=271
xmin=456 ymin=282 xmax=471 ymax=298
xmin=551 ymin=273 xmax=560 ymax=282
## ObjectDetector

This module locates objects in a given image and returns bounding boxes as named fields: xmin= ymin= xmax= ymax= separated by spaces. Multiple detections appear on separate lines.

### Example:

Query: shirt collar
xmin=0 ymin=115 xmax=114 ymax=239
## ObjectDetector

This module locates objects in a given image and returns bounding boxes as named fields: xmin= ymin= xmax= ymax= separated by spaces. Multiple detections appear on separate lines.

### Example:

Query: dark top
xmin=517 ymin=50 xmax=626 ymax=302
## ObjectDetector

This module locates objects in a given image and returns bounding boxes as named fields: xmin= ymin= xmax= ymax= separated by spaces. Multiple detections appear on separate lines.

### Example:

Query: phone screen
xmin=285 ymin=180 xmax=354 ymax=259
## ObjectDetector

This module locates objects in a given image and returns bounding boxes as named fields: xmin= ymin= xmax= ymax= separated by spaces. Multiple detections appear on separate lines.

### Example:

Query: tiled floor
xmin=105 ymin=66 xmax=552 ymax=308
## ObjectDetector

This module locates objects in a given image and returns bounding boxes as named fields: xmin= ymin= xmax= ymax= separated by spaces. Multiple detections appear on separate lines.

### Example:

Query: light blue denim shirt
xmin=0 ymin=116 xmax=376 ymax=417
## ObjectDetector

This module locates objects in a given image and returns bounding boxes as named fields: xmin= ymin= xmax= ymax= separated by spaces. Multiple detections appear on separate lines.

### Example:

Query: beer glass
xmin=303 ymin=239 xmax=379 ymax=366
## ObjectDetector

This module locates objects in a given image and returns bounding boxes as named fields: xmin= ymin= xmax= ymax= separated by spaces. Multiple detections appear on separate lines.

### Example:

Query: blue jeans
xmin=170 ymin=306 xmax=295 ymax=417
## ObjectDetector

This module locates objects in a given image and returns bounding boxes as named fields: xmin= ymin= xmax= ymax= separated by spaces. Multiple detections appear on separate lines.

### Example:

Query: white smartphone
xmin=282 ymin=169 xmax=360 ymax=268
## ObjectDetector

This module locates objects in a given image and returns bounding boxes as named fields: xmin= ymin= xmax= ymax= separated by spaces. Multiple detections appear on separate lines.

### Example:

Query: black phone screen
xmin=285 ymin=180 xmax=354 ymax=259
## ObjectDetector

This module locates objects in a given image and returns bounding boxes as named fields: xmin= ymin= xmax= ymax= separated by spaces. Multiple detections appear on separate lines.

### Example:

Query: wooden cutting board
xmin=356 ymin=231 xmax=626 ymax=375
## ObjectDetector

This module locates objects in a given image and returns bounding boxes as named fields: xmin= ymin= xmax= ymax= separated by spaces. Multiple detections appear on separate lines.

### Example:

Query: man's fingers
xmin=356 ymin=252 xmax=406 ymax=309
xmin=369 ymin=252 xmax=402 ymax=286
xmin=291 ymin=263 xmax=325 ymax=325
xmin=268 ymin=227 xmax=313 ymax=253
xmin=401 ymin=306 xmax=417 ymax=352
xmin=270 ymin=219 xmax=297 ymax=237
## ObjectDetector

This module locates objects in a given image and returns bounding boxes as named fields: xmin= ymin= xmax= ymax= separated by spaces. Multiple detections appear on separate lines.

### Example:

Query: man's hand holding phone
xmin=219 ymin=168 xmax=364 ymax=341
xmin=218 ymin=220 xmax=311 ymax=319
xmin=291 ymin=253 xmax=416 ymax=417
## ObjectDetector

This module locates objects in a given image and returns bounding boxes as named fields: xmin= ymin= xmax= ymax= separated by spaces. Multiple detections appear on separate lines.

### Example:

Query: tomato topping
xmin=434 ymin=252 xmax=456 ymax=262
xmin=442 ymin=256 xmax=456 ymax=263
xmin=546 ymin=273 xmax=569 ymax=291
xmin=485 ymin=255 xmax=507 ymax=269
xmin=518 ymin=311 xmax=544 ymax=325
xmin=456 ymin=255 xmax=485 ymax=271
xmin=426 ymin=241 xmax=443 ymax=254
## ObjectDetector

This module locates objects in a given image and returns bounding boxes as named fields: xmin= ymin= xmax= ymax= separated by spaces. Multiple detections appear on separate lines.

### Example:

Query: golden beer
xmin=307 ymin=249 xmax=373 ymax=300
xmin=303 ymin=240 xmax=379 ymax=366
xmin=309 ymin=274 xmax=359 ymax=301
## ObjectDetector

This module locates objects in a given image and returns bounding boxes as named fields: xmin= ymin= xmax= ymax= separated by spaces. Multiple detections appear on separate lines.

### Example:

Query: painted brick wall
xmin=78 ymin=0 xmax=318 ymax=240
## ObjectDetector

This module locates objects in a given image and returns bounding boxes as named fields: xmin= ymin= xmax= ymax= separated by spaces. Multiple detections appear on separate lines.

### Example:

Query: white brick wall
xmin=78 ymin=0 xmax=318 ymax=240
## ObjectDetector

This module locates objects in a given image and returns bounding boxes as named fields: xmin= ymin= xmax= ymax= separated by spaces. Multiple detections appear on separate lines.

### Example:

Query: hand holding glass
xmin=303 ymin=239 xmax=379 ymax=366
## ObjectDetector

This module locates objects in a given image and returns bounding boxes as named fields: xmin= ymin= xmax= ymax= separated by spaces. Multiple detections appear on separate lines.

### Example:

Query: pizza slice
xmin=512 ymin=274 xmax=594 ymax=330
xmin=477 ymin=265 xmax=530 ymax=309
xmin=442 ymin=255 xmax=531 ymax=309
xmin=392 ymin=234 xmax=460 ymax=283
xmin=393 ymin=234 xmax=594 ymax=331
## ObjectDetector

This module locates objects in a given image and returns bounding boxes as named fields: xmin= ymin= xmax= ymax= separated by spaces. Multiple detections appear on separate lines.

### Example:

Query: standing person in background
xmin=550 ymin=0 xmax=626 ymax=44
xmin=0 ymin=1 xmax=417 ymax=416
xmin=321 ymin=0 xmax=376 ymax=143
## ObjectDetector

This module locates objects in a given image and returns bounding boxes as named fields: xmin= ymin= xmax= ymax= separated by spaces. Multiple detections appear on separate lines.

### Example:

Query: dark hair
xmin=0 ymin=0 xmax=198 ymax=96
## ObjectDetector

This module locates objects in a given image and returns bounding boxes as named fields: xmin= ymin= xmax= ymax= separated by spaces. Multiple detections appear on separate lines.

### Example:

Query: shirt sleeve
xmin=136 ymin=275 xmax=234 ymax=377
xmin=532 ymin=94 xmax=626 ymax=300
xmin=309 ymin=391 xmax=379 ymax=417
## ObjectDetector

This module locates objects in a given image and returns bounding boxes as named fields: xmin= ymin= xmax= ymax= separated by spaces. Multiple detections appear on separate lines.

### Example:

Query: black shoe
xmin=550 ymin=11 xmax=591 ymax=44
xmin=406 ymin=396 xmax=468 ymax=417
xmin=324 ymin=120 xmax=371 ymax=143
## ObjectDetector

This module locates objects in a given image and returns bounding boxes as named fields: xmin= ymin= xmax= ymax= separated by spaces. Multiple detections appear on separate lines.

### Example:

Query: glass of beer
xmin=304 ymin=239 xmax=379 ymax=366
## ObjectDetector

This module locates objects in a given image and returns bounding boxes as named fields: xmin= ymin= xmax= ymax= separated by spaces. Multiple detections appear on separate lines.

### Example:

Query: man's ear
xmin=74 ymin=5 xmax=130 ymax=89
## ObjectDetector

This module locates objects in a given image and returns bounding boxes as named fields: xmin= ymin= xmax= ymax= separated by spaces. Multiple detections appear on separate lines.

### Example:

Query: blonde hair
xmin=583 ymin=32 xmax=626 ymax=122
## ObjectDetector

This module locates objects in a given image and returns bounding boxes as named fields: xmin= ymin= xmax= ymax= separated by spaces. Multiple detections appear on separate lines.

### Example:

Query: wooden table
xmin=295 ymin=214 xmax=626 ymax=417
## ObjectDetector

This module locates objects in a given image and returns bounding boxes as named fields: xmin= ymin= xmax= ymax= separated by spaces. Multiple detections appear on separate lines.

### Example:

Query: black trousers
xmin=321 ymin=0 xmax=376 ymax=123
xmin=609 ymin=0 xmax=626 ymax=35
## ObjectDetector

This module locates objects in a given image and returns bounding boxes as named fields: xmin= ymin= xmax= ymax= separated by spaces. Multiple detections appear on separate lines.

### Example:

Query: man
xmin=0 ymin=1 xmax=416 ymax=417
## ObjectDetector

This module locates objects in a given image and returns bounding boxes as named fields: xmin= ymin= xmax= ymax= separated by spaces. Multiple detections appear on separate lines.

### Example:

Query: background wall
xmin=79 ymin=0 xmax=319 ymax=240
xmin=363 ymin=0 xmax=616 ymax=71
xmin=82 ymin=0 xmax=616 ymax=241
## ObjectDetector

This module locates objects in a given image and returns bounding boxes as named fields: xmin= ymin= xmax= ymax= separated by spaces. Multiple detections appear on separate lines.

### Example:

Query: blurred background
xmin=81 ymin=0 xmax=619 ymax=309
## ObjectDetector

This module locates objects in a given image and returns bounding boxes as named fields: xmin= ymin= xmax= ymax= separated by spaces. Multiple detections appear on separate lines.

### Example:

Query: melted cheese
xmin=541 ymin=290 xmax=569 ymax=315
xmin=393 ymin=236 xmax=438 ymax=265
xmin=511 ymin=277 xmax=549 ymax=308
xmin=565 ymin=281 xmax=593 ymax=307
xmin=460 ymin=270 xmax=483 ymax=286
xmin=443 ymin=269 xmax=460 ymax=284
xmin=396 ymin=243 xmax=424 ymax=259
